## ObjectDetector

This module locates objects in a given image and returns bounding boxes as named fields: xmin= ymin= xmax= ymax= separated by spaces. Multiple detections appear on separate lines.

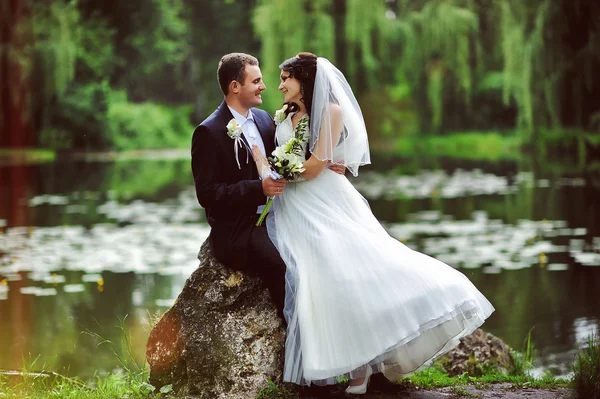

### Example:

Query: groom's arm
xmin=192 ymin=125 xmax=265 ymax=213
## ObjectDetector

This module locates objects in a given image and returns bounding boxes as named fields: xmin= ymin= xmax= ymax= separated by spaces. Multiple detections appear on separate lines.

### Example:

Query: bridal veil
xmin=309 ymin=58 xmax=371 ymax=176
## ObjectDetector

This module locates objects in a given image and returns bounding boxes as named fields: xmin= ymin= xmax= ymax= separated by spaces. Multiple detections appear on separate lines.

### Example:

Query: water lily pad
xmin=63 ymin=284 xmax=85 ymax=293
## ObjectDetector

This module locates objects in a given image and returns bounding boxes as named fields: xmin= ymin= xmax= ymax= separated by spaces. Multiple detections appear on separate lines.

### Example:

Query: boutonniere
xmin=226 ymin=118 xmax=242 ymax=139
xmin=274 ymin=104 xmax=289 ymax=126
xmin=226 ymin=118 xmax=248 ymax=169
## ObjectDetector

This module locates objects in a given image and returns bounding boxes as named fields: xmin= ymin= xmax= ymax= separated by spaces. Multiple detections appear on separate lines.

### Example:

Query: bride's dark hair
xmin=279 ymin=52 xmax=318 ymax=117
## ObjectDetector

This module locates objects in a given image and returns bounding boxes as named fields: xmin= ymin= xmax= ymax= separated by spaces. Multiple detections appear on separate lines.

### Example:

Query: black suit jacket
xmin=191 ymin=101 xmax=276 ymax=268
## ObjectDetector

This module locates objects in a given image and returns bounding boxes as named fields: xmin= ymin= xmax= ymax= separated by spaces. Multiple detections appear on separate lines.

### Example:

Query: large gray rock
xmin=146 ymin=240 xmax=286 ymax=399
xmin=146 ymin=241 xmax=515 ymax=397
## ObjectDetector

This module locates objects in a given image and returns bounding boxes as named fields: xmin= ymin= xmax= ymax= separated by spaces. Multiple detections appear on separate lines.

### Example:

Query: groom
xmin=191 ymin=53 xmax=288 ymax=318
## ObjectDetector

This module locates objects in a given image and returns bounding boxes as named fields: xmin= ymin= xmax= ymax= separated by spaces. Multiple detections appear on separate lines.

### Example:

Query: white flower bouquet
xmin=256 ymin=115 xmax=308 ymax=226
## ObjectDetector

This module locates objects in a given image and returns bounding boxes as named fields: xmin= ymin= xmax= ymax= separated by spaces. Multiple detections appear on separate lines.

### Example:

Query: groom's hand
xmin=262 ymin=177 xmax=286 ymax=196
xmin=327 ymin=162 xmax=346 ymax=175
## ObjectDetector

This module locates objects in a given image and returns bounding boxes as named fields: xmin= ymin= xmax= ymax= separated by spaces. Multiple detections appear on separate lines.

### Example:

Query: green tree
xmin=253 ymin=0 xmax=335 ymax=112
xmin=0 ymin=0 xmax=33 ymax=147
xmin=499 ymin=0 xmax=600 ymax=140
xmin=393 ymin=1 xmax=480 ymax=133
xmin=253 ymin=0 xmax=398 ymax=113
xmin=77 ymin=0 xmax=190 ymax=103
xmin=185 ymin=0 xmax=261 ymax=119
xmin=31 ymin=1 xmax=80 ymax=129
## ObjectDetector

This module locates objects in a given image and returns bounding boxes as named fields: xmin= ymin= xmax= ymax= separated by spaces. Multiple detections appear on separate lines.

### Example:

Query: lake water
xmin=1 ymin=151 xmax=599 ymax=379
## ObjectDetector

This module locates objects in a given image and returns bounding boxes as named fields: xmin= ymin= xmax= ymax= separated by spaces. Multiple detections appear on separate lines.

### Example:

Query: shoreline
xmin=2 ymin=128 xmax=597 ymax=166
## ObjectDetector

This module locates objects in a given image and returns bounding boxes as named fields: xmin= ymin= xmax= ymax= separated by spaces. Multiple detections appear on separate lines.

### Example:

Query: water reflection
xmin=0 ymin=154 xmax=599 ymax=378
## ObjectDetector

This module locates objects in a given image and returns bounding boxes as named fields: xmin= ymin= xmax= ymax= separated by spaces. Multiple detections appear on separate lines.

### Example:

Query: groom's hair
xmin=218 ymin=53 xmax=259 ymax=95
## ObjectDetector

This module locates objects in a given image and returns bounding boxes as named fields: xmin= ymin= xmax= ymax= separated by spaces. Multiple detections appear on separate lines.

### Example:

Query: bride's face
xmin=278 ymin=71 xmax=301 ymax=104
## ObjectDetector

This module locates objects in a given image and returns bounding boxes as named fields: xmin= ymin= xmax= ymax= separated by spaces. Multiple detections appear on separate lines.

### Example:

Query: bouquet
xmin=255 ymin=115 xmax=308 ymax=226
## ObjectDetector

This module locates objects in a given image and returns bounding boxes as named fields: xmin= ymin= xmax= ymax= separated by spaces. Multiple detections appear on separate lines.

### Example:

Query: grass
xmin=4 ymin=128 xmax=595 ymax=168
xmin=403 ymin=330 xmax=568 ymax=391
xmin=386 ymin=128 xmax=598 ymax=162
xmin=539 ymin=127 xmax=600 ymax=149
xmin=0 ymin=316 xmax=173 ymax=399
xmin=571 ymin=332 xmax=600 ymax=399
xmin=253 ymin=366 xmax=570 ymax=399
xmin=392 ymin=132 xmax=523 ymax=161
xmin=450 ymin=386 xmax=482 ymax=398
xmin=1 ymin=326 xmax=592 ymax=398
xmin=256 ymin=379 xmax=299 ymax=399
xmin=401 ymin=364 xmax=569 ymax=390
xmin=0 ymin=370 xmax=172 ymax=399
xmin=0 ymin=148 xmax=56 ymax=165
xmin=255 ymin=330 xmax=567 ymax=398
xmin=107 ymin=100 xmax=193 ymax=151
xmin=255 ymin=337 xmax=568 ymax=399
xmin=509 ymin=329 xmax=537 ymax=377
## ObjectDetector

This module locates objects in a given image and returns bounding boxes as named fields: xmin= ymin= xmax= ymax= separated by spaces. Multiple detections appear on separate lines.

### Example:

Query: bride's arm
xmin=301 ymin=104 xmax=344 ymax=180
xmin=251 ymin=145 xmax=272 ymax=179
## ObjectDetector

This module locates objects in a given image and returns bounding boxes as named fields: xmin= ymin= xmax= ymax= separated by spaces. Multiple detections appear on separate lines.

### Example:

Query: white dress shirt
xmin=228 ymin=106 xmax=268 ymax=214
xmin=228 ymin=106 xmax=267 ymax=158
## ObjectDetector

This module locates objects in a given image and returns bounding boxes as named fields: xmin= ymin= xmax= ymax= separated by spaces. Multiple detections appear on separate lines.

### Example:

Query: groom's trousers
xmin=246 ymin=214 xmax=287 ymax=324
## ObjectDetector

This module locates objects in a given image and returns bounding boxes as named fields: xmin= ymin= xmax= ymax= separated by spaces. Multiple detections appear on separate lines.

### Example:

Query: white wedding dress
xmin=267 ymin=113 xmax=495 ymax=386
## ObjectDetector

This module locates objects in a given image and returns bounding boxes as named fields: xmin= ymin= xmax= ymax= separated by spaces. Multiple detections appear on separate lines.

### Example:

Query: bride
xmin=252 ymin=52 xmax=494 ymax=394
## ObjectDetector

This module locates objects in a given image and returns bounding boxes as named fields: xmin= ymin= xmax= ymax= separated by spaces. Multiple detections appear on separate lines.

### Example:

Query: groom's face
xmin=237 ymin=64 xmax=266 ymax=109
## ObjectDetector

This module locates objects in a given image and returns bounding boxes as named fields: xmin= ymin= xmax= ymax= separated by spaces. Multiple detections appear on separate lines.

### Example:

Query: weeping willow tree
xmin=31 ymin=1 xmax=80 ymax=129
xmin=343 ymin=0 xmax=393 ymax=91
xmin=253 ymin=0 xmax=396 ymax=112
xmin=0 ymin=0 xmax=33 ymax=147
xmin=185 ymin=0 xmax=261 ymax=118
xmin=253 ymin=0 xmax=336 ymax=112
xmin=0 ymin=0 xmax=80 ymax=147
xmin=499 ymin=0 xmax=600 ymax=141
xmin=393 ymin=1 xmax=480 ymax=133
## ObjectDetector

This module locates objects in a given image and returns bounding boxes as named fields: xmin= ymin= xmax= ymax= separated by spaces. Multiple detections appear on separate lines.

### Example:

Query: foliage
xmin=107 ymin=94 xmax=193 ymax=151
xmin=402 ymin=363 xmax=569 ymax=390
xmin=392 ymin=132 xmax=522 ymax=161
xmin=105 ymin=159 xmax=191 ymax=200
xmin=75 ymin=14 xmax=116 ymax=82
xmin=253 ymin=0 xmax=336 ymax=112
xmin=76 ymin=0 xmax=190 ymax=103
xmin=394 ymin=1 xmax=480 ymax=133
xmin=42 ymin=81 xmax=113 ymax=150
xmin=509 ymin=329 xmax=536 ymax=376
xmin=255 ymin=331 xmax=567 ymax=398
xmin=403 ymin=331 xmax=563 ymax=391
xmin=2 ymin=0 xmax=599 ymax=151
xmin=571 ymin=332 xmax=600 ymax=399
xmin=0 ymin=316 xmax=173 ymax=399
xmin=450 ymin=386 xmax=482 ymax=398
xmin=254 ymin=0 xmax=401 ymax=112
xmin=32 ymin=1 xmax=80 ymax=111
xmin=256 ymin=379 xmax=299 ymax=399
xmin=344 ymin=0 xmax=393 ymax=91
xmin=0 ymin=149 xmax=56 ymax=164
xmin=38 ymin=84 xmax=193 ymax=151
xmin=0 ymin=367 xmax=171 ymax=399
xmin=538 ymin=128 xmax=600 ymax=161
xmin=360 ymin=86 xmax=417 ymax=143
xmin=498 ymin=0 xmax=600 ymax=137
xmin=186 ymin=0 xmax=261 ymax=117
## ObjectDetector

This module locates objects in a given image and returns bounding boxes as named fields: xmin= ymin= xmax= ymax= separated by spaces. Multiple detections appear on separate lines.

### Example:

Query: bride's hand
xmin=252 ymin=145 xmax=271 ymax=179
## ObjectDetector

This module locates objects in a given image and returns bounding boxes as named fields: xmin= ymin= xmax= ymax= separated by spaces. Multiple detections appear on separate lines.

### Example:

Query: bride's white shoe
xmin=345 ymin=364 xmax=373 ymax=395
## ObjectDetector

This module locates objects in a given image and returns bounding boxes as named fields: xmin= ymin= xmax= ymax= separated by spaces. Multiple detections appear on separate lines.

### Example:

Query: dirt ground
xmin=368 ymin=385 xmax=570 ymax=399
xmin=293 ymin=375 xmax=571 ymax=398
